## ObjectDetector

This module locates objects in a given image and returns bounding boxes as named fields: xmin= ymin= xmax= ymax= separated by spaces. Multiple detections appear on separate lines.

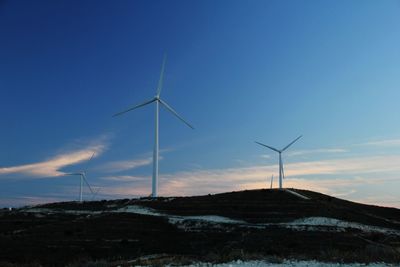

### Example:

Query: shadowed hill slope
xmin=136 ymin=189 xmax=400 ymax=228
xmin=1 ymin=189 xmax=399 ymax=266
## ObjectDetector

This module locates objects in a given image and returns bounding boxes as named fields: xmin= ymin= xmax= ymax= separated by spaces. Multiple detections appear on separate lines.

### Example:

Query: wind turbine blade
xmin=82 ymin=152 xmax=95 ymax=173
xmin=92 ymin=187 xmax=101 ymax=200
xmin=64 ymin=173 xmax=81 ymax=176
xmin=88 ymin=152 xmax=95 ymax=162
xmin=281 ymin=160 xmax=285 ymax=179
xmin=254 ymin=141 xmax=280 ymax=153
xmin=82 ymin=173 xmax=94 ymax=195
xmin=281 ymin=135 xmax=302 ymax=152
xmin=113 ymin=98 xmax=156 ymax=117
xmin=159 ymin=99 xmax=194 ymax=129
xmin=156 ymin=54 xmax=167 ymax=97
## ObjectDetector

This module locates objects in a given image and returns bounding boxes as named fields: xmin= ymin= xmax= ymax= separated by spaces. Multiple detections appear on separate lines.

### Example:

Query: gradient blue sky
xmin=1 ymin=0 xmax=400 ymax=207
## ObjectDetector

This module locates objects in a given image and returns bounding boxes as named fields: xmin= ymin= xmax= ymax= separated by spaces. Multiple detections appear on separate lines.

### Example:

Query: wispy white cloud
xmin=0 ymin=137 xmax=108 ymax=178
xmin=281 ymin=155 xmax=400 ymax=176
xmin=287 ymin=148 xmax=347 ymax=157
xmin=74 ymin=138 xmax=400 ymax=208
xmin=98 ymin=147 xmax=175 ymax=173
xmin=355 ymin=138 xmax=400 ymax=147
xmin=99 ymin=157 xmax=153 ymax=173
xmin=101 ymin=175 xmax=148 ymax=182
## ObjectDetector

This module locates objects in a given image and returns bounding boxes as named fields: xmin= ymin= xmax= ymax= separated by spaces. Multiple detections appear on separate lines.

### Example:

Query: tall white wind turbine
xmin=113 ymin=55 xmax=194 ymax=198
xmin=256 ymin=135 xmax=302 ymax=189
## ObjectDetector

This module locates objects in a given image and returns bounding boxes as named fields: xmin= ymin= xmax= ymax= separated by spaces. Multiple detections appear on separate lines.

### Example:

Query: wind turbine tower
xmin=113 ymin=55 xmax=194 ymax=198
xmin=256 ymin=135 xmax=302 ymax=189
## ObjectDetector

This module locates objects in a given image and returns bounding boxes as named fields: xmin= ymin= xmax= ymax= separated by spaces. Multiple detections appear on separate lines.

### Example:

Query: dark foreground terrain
xmin=0 ymin=189 xmax=400 ymax=266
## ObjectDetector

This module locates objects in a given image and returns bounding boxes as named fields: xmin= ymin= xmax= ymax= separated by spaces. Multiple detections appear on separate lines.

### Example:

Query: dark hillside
xmin=138 ymin=189 xmax=400 ymax=229
xmin=0 ymin=189 xmax=399 ymax=266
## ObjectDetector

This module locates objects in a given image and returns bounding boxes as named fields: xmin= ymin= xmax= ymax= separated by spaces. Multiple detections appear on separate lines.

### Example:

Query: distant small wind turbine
xmin=270 ymin=175 xmax=274 ymax=189
xmin=64 ymin=171 xmax=94 ymax=203
xmin=255 ymin=135 xmax=302 ymax=189
xmin=113 ymin=55 xmax=194 ymax=198
xmin=64 ymin=153 xmax=95 ymax=203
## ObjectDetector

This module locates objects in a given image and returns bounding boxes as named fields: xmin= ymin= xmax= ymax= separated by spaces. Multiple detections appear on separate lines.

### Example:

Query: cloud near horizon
xmin=356 ymin=138 xmax=400 ymax=147
xmin=3 ymin=138 xmax=400 ymax=208
xmin=99 ymin=154 xmax=400 ymax=208
xmin=0 ymin=139 xmax=107 ymax=178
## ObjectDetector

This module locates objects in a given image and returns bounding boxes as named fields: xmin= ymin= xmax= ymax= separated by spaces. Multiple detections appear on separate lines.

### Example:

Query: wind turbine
xmin=113 ymin=55 xmax=194 ymax=198
xmin=255 ymin=135 xmax=302 ymax=189
xmin=64 ymin=171 xmax=94 ymax=203
xmin=64 ymin=153 xmax=95 ymax=203
xmin=270 ymin=175 xmax=274 ymax=189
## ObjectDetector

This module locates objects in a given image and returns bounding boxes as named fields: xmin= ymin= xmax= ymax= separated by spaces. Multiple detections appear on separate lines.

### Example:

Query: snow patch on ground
xmin=23 ymin=205 xmax=244 ymax=226
xmin=117 ymin=205 xmax=244 ymax=230
xmin=176 ymin=260 xmax=395 ymax=267
xmin=162 ymin=197 xmax=176 ymax=202
xmin=114 ymin=206 xmax=400 ymax=235
xmin=286 ymin=217 xmax=400 ymax=236
xmin=22 ymin=208 xmax=102 ymax=215
xmin=284 ymin=189 xmax=310 ymax=200
xmin=22 ymin=208 xmax=53 ymax=213
xmin=21 ymin=206 xmax=400 ymax=236
xmin=115 ymin=205 xmax=163 ymax=216
xmin=176 ymin=215 xmax=244 ymax=224
xmin=168 ymin=215 xmax=244 ymax=232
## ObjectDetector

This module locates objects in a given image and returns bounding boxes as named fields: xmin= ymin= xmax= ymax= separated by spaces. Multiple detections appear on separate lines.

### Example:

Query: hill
xmin=0 ymin=189 xmax=399 ymax=266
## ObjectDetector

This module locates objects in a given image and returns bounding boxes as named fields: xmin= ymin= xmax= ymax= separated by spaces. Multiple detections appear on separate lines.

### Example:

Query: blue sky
xmin=1 ymin=0 xmax=400 ymax=207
